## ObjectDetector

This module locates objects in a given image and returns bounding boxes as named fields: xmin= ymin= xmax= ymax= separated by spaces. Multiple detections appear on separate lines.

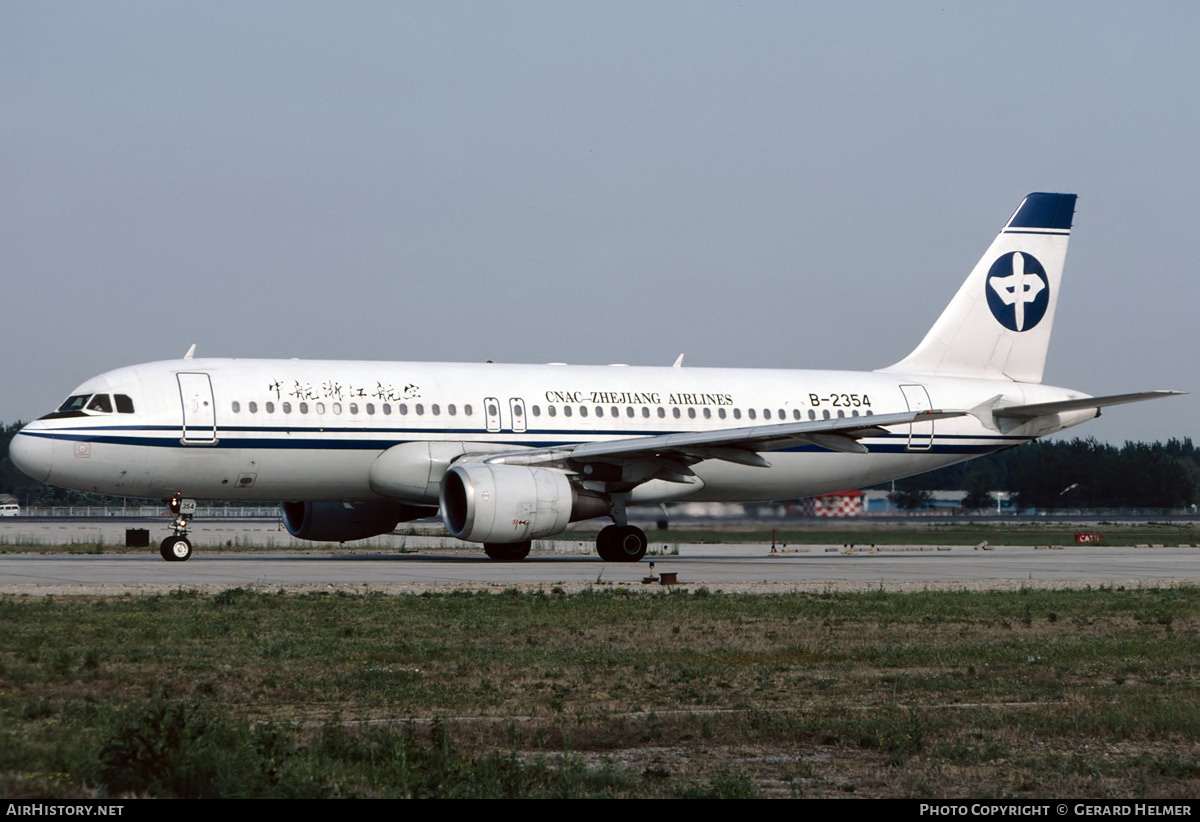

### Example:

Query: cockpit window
xmin=115 ymin=394 xmax=135 ymax=414
xmin=86 ymin=394 xmax=113 ymax=413
xmin=57 ymin=395 xmax=90 ymax=413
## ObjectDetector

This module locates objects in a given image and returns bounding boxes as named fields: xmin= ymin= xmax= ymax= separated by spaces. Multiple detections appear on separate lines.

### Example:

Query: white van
xmin=0 ymin=503 xmax=20 ymax=517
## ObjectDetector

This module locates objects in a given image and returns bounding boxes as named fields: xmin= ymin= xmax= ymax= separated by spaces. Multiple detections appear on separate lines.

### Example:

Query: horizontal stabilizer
xmin=993 ymin=390 xmax=1185 ymax=419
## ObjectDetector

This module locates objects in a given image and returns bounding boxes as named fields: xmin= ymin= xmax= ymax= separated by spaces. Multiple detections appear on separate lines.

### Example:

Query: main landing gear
xmin=159 ymin=494 xmax=197 ymax=562
xmin=594 ymin=494 xmax=647 ymax=562
xmin=481 ymin=529 xmax=646 ymax=562
xmin=595 ymin=524 xmax=648 ymax=562
xmin=484 ymin=541 xmax=532 ymax=561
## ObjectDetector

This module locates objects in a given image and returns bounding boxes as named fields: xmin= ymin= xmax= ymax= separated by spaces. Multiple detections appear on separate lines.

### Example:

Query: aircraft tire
xmin=483 ymin=541 xmax=531 ymax=561
xmin=160 ymin=536 xmax=192 ymax=562
xmin=596 ymin=525 xmax=618 ymax=561
xmin=596 ymin=525 xmax=647 ymax=562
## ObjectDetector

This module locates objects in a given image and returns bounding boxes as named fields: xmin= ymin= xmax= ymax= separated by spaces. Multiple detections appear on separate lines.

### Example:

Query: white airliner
xmin=10 ymin=193 xmax=1182 ymax=563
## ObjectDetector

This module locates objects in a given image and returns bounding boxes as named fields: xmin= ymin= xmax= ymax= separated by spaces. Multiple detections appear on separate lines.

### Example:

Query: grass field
xmin=3 ymin=584 xmax=1200 ymax=798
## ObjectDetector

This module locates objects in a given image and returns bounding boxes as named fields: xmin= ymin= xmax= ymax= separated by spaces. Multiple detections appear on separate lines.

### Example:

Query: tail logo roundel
xmin=985 ymin=251 xmax=1049 ymax=332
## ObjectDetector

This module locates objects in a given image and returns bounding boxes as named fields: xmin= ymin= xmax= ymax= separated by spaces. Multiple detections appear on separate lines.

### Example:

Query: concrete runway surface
xmin=1 ymin=516 xmax=1198 ymax=595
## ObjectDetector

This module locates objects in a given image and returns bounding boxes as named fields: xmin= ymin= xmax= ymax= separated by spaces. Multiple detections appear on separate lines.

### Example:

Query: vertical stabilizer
xmin=880 ymin=192 xmax=1076 ymax=384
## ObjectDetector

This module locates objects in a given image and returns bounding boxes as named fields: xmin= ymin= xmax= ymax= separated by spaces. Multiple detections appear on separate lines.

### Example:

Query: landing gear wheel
xmin=596 ymin=525 xmax=647 ymax=562
xmin=160 ymin=535 xmax=192 ymax=562
xmin=483 ymin=541 xmax=531 ymax=561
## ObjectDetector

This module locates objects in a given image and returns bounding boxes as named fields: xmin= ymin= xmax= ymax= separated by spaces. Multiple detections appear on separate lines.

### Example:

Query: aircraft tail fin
xmin=880 ymin=192 xmax=1077 ymax=384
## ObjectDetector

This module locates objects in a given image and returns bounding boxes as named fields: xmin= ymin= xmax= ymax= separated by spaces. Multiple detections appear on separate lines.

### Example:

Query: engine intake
xmin=439 ymin=463 xmax=609 ymax=543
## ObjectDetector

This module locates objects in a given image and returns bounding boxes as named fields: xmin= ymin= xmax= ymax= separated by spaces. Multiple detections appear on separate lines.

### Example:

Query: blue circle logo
xmin=985 ymin=252 xmax=1049 ymax=332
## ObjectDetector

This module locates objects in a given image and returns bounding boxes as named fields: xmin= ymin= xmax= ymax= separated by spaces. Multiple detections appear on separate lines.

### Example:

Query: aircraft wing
xmin=478 ymin=408 xmax=969 ymax=479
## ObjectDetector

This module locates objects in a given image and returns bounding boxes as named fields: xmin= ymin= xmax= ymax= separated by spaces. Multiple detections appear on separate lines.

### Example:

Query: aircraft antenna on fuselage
xmin=183 ymin=344 xmax=196 ymax=360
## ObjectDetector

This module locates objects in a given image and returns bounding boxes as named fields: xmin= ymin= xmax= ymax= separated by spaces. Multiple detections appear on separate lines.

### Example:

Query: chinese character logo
xmin=986 ymin=251 xmax=1049 ymax=332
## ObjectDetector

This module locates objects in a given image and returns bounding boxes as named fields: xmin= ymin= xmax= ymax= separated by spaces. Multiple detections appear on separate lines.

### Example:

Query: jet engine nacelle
xmin=280 ymin=500 xmax=433 ymax=542
xmin=439 ymin=463 xmax=610 ymax=544
xmin=368 ymin=441 xmax=517 ymax=503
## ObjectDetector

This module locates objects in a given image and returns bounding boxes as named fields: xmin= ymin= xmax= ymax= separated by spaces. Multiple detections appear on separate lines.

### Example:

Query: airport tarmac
xmin=3 ymin=538 xmax=1200 ymax=596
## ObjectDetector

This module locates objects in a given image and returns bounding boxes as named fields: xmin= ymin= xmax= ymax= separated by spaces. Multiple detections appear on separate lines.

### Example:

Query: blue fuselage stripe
xmin=20 ymin=427 xmax=1027 ymax=456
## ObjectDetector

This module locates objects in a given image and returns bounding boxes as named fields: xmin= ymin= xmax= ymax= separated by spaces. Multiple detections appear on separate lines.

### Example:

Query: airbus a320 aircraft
xmin=10 ymin=193 xmax=1182 ymax=563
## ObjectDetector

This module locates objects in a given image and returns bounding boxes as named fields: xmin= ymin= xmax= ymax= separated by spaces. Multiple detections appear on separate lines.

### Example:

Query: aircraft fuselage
xmin=11 ymin=357 xmax=1094 ymax=504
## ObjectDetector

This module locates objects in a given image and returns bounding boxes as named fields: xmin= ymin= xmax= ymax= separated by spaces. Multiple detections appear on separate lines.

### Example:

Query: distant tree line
xmin=2 ymin=420 xmax=1197 ymax=511
xmin=884 ymin=437 xmax=1200 ymax=511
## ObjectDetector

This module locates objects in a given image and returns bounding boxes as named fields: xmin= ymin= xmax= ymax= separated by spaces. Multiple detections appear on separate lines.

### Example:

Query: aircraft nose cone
xmin=9 ymin=430 xmax=53 ymax=482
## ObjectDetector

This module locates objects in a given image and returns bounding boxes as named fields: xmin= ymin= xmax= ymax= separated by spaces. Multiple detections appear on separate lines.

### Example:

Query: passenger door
xmin=178 ymin=373 xmax=217 ymax=444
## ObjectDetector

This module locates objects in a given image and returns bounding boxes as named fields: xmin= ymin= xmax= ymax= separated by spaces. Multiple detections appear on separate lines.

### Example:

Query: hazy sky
xmin=3 ymin=1 xmax=1196 ymax=444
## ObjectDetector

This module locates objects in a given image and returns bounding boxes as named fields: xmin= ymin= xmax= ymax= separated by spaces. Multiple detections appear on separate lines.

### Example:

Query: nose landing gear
xmin=159 ymin=495 xmax=196 ymax=562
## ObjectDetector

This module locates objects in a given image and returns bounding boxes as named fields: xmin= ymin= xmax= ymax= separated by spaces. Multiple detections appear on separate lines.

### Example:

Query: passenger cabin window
xmin=231 ymin=401 xmax=241 ymax=413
